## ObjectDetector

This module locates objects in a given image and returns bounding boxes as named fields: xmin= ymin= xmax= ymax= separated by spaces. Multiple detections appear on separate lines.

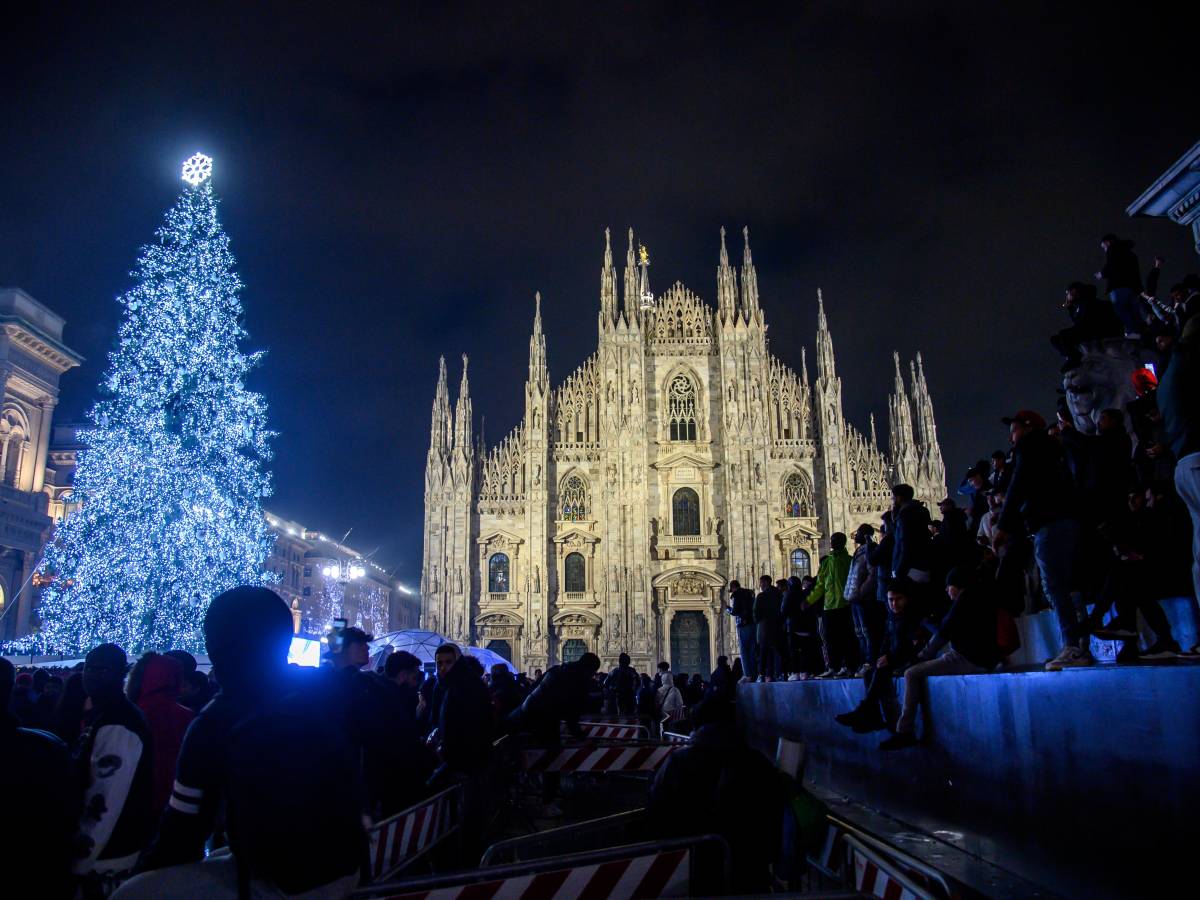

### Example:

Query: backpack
xmin=996 ymin=607 xmax=1021 ymax=658
xmin=223 ymin=675 xmax=366 ymax=893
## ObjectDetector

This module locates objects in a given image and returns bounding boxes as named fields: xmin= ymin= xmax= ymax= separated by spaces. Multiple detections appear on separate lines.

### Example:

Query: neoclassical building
xmin=421 ymin=229 xmax=945 ymax=674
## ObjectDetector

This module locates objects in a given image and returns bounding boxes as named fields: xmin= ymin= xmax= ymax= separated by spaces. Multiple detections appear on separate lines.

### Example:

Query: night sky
xmin=4 ymin=4 xmax=1194 ymax=584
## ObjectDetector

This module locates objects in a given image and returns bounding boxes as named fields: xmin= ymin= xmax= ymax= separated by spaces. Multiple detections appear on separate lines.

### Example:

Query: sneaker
xmin=787 ymin=673 xmax=803 ymax=682
xmin=879 ymin=731 xmax=919 ymax=751
xmin=816 ymin=669 xmax=837 ymax=679
xmin=1179 ymin=645 xmax=1200 ymax=659
xmin=1124 ymin=331 xmax=1142 ymax=339
xmin=1141 ymin=640 xmax=1181 ymax=660
xmin=835 ymin=667 xmax=852 ymax=678
xmin=854 ymin=664 xmax=872 ymax=677
xmin=1045 ymin=646 xmax=1094 ymax=670
xmin=1092 ymin=624 xmax=1137 ymax=641
xmin=834 ymin=709 xmax=861 ymax=727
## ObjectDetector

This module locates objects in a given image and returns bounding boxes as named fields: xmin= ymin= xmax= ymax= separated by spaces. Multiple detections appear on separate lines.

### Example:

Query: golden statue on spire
xmin=639 ymin=244 xmax=650 ymax=266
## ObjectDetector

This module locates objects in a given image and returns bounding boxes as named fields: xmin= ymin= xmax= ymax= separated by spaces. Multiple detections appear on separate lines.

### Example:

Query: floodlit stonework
xmin=421 ymin=229 xmax=945 ymax=674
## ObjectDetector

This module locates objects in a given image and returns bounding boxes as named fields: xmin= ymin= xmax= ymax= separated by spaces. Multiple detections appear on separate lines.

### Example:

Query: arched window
xmin=790 ymin=548 xmax=812 ymax=579
xmin=561 ymin=475 xmax=587 ymax=521
xmin=783 ymin=472 xmax=813 ymax=518
xmin=564 ymin=552 xmax=586 ymax=592
xmin=667 ymin=375 xmax=698 ymax=441
xmin=562 ymin=638 xmax=587 ymax=664
xmin=672 ymin=487 xmax=700 ymax=536
xmin=488 ymin=553 xmax=510 ymax=593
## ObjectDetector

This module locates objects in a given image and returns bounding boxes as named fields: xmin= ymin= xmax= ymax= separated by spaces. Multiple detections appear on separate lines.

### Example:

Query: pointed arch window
xmin=667 ymin=375 xmax=698 ymax=441
xmin=561 ymin=475 xmax=587 ymax=521
xmin=488 ymin=553 xmax=510 ymax=593
xmin=564 ymin=552 xmax=586 ymax=592
xmin=783 ymin=472 xmax=813 ymax=518
xmin=672 ymin=487 xmax=700 ymax=536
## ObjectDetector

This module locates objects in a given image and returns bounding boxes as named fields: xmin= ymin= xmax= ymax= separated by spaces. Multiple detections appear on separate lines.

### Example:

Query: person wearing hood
xmin=126 ymin=653 xmax=194 ymax=817
xmin=1096 ymin=233 xmax=1145 ymax=335
xmin=809 ymin=533 xmax=855 ymax=677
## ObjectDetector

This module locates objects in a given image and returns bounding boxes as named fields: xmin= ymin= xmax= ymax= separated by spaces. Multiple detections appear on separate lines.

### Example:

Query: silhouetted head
xmin=204 ymin=586 xmax=292 ymax=691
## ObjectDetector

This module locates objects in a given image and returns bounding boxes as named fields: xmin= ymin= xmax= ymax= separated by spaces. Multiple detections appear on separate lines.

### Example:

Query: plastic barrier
xmin=480 ymin=808 xmax=648 ymax=867
xmin=351 ymin=835 xmax=730 ymax=899
xmin=847 ymin=835 xmax=935 ymax=900
xmin=520 ymin=741 xmax=680 ymax=774
xmin=365 ymin=784 xmax=461 ymax=883
xmin=579 ymin=715 xmax=647 ymax=725
xmin=567 ymin=722 xmax=651 ymax=740
xmin=662 ymin=729 xmax=691 ymax=744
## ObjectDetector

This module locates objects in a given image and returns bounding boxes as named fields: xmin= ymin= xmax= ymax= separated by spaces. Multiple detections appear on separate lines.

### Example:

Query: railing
xmin=480 ymin=808 xmax=648 ymax=866
xmin=363 ymin=783 xmax=462 ymax=883
xmin=351 ymin=835 xmax=730 ymax=899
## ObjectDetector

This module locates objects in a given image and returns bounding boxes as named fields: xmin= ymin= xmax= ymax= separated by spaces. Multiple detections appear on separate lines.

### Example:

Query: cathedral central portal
xmin=421 ymin=228 xmax=946 ymax=674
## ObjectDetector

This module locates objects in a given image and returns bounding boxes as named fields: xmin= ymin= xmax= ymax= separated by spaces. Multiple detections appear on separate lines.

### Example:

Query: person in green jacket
xmin=808 ymin=533 xmax=855 ymax=677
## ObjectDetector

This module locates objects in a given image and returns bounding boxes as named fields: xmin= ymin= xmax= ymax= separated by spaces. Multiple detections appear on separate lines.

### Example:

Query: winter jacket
xmin=728 ymin=587 xmax=755 ymax=627
xmin=1159 ymin=320 xmax=1200 ymax=460
xmin=752 ymin=584 xmax=784 ymax=624
xmin=436 ymin=657 xmax=495 ymax=775
xmin=1100 ymin=240 xmax=1143 ymax=294
xmin=922 ymin=586 xmax=1000 ymax=670
xmin=843 ymin=542 xmax=877 ymax=604
xmin=881 ymin=608 xmax=921 ymax=669
xmin=74 ymin=697 xmax=155 ymax=877
xmin=892 ymin=501 xmax=933 ymax=579
xmin=509 ymin=660 xmax=593 ymax=741
xmin=780 ymin=577 xmax=808 ymax=621
xmin=998 ymin=428 xmax=1078 ymax=535
xmin=808 ymin=547 xmax=852 ymax=611
xmin=657 ymin=684 xmax=684 ymax=716
xmin=1059 ymin=426 xmax=1134 ymax=526
xmin=132 ymin=655 xmax=195 ymax=816
xmin=869 ymin=532 xmax=894 ymax=603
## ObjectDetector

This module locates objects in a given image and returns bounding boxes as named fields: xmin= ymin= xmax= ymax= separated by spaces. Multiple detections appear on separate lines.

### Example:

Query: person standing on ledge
xmin=725 ymin=580 xmax=758 ymax=681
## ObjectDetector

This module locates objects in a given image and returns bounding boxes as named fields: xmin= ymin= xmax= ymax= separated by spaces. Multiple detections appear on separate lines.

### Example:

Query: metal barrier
xmin=519 ymin=741 xmax=680 ymax=774
xmin=579 ymin=715 xmax=648 ymax=726
xmin=364 ymin=783 xmax=462 ymax=883
xmin=480 ymin=808 xmax=648 ymax=866
xmin=662 ymin=729 xmax=691 ymax=744
xmin=567 ymin=721 xmax=652 ymax=740
xmin=805 ymin=816 xmax=955 ymax=899
xmin=351 ymin=834 xmax=730 ymax=899
xmin=846 ymin=834 xmax=935 ymax=900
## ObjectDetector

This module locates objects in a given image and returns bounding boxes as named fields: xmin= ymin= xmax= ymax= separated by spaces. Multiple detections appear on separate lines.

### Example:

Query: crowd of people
xmin=1 ymin=586 xmax=752 ymax=898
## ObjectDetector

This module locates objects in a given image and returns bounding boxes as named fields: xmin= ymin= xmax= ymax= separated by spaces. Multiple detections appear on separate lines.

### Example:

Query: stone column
xmin=31 ymin=397 xmax=57 ymax=494
xmin=15 ymin=550 xmax=35 ymax=638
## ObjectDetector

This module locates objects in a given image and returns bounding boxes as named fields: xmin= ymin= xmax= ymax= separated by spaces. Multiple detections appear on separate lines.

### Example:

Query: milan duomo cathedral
xmin=421 ymin=228 xmax=946 ymax=675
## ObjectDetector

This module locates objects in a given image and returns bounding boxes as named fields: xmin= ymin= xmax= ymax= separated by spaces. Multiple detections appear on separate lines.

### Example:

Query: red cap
xmin=1001 ymin=410 xmax=1047 ymax=430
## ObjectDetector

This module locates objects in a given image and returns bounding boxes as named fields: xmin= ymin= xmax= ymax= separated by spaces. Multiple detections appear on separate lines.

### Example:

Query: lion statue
xmin=1062 ymin=338 xmax=1161 ymax=434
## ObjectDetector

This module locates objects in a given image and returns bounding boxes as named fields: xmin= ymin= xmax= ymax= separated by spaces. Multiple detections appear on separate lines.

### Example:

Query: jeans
xmin=850 ymin=600 xmax=882 ymax=667
xmin=1033 ymin=518 xmax=1086 ymax=648
xmin=1175 ymin=452 xmax=1200 ymax=609
xmin=896 ymin=649 xmax=987 ymax=734
xmin=1109 ymin=287 xmax=1142 ymax=334
xmin=736 ymin=623 xmax=759 ymax=680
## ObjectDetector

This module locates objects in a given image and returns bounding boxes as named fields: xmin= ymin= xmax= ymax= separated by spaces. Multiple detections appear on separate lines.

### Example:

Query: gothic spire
xmin=739 ymin=226 xmax=760 ymax=318
xmin=600 ymin=227 xmax=618 ymax=324
xmin=815 ymin=289 xmax=837 ymax=382
xmin=800 ymin=346 xmax=809 ymax=386
xmin=870 ymin=412 xmax=879 ymax=449
xmin=528 ymin=291 xmax=548 ymax=390
xmin=888 ymin=351 xmax=919 ymax=483
xmin=717 ymin=226 xmax=739 ymax=323
xmin=910 ymin=350 xmax=944 ymax=480
xmin=622 ymin=226 xmax=640 ymax=322
xmin=453 ymin=353 xmax=472 ymax=453
xmin=429 ymin=355 xmax=452 ymax=456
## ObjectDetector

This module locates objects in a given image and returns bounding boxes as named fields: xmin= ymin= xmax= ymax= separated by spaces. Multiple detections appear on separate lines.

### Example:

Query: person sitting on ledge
xmin=880 ymin=566 xmax=1001 ymax=751
xmin=835 ymin=576 xmax=921 ymax=734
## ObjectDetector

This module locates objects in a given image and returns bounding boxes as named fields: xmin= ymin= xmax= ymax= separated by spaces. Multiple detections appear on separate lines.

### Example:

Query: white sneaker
xmin=817 ymin=669 xmax=837 ymax=679
xmin=787 ymin=673 xmax=803 ymax=681
xmin=835 ymin=667 xmax=851 ymax=677
xmin=1046 ymin=646 xmax=1094 ymax=670
xmin=854 ymin=664 xmax=872 ymax=677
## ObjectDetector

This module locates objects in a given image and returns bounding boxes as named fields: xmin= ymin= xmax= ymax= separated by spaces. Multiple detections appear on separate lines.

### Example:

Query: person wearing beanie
xmin=880 ymin=567 xmax=1000 ymax=751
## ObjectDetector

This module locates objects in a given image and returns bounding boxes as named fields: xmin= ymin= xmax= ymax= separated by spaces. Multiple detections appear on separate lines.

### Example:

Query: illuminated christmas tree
xmin=32 ymin=154 xmax=275 ymax=655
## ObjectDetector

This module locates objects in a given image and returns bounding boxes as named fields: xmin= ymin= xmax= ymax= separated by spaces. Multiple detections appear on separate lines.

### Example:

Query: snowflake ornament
xmin=181 ymin=153 xmax=213 ymax=186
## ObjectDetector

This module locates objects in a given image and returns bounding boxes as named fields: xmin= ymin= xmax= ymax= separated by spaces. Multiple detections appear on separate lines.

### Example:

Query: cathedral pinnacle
xmin=719 ymin=225 xmax=729 ymax=267
xmin=739 ymin=225 xmax=760 ymax=317
xmin=604 ymin=227 xmax=612 ymax=268
xmin=815 ymin=289 xmax=836 ymax=381
xmin=529 ymin=292 xmax=548 ymax=388
xmin=742 ymin=226 xmax=753 ymax=266
xmin=717 ymin=226 xmax=738 ymax=323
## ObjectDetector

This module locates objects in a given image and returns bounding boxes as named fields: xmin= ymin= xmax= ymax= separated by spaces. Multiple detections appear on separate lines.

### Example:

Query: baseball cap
xmin=1001 ymin=410 xmax=1046 ymax=430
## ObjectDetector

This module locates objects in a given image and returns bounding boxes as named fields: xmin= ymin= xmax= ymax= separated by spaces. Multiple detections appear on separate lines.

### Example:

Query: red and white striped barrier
xmin=579 ymin=716 xmax=645 ymax=725
xmin=521 ymin=743 xmax=679 ymax=774
xmin=366 ymin=785 xmax=459 ymax=882
xmin=811 ymin=820 xmax=847 ymax=876
xmin=366 ymin=847 xmax=690 ymax=899
xmin=849 ymin=838 xmax=933 ymax=900
xmin=567 ymin=722 xmax=649 ymax=740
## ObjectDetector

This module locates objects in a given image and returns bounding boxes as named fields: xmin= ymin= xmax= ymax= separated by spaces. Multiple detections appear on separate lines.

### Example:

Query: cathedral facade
xmin=421 ymin=229 xmax=946 ymax=675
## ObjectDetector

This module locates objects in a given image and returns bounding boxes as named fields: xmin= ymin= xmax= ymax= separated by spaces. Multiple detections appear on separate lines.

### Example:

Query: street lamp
xmin=322 ymin=560 xmax=367 ymax=583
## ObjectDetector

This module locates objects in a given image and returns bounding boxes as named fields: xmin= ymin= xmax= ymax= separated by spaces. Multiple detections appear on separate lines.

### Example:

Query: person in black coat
xmin=432 ymin=653 xmax=494 ymax=780
xmin=507 ymin=654 xmax=601 ymax=744
xmin=1096 ymin=234 xmax=1145 ymax=334
xmin=835 ymin=577 xmax=922 ymax=734
xmin=603 ymin=653 xmax=639 ymax=715
xmin=1051 ymin=281 xmax=1123 ymax=369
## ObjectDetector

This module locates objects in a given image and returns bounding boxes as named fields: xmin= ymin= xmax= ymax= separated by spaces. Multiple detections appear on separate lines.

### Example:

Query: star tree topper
xmin=181 ymin=152 xmax=213 ymax=186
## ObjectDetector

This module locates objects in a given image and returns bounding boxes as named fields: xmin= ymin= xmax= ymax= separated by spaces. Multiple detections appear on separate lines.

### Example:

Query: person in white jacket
xmin=657 ymin=673 xmax=685 ymax=717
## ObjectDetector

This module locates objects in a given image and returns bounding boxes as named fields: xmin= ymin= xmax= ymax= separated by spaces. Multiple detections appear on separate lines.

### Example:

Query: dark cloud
xmin=2 ymin=2 xmax=1192 ymax=576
